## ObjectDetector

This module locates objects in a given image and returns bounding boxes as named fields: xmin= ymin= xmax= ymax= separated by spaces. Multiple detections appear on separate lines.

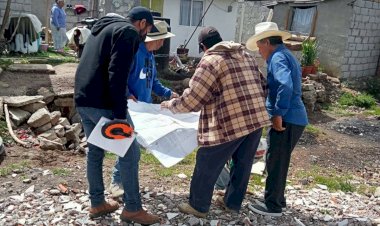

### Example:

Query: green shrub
xmin=338 ymin=92 xmax=377 ymax=109
xmin=301 ymin=39 xmax=318 ymax=66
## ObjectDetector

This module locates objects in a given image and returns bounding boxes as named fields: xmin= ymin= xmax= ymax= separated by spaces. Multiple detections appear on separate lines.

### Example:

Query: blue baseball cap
xmin=127 ymin=6 xmax=154 ymax=25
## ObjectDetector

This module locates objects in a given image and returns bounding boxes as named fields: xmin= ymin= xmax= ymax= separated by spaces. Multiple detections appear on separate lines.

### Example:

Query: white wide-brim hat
xmin=145 ymin=20 xmax=175 ymax=42
xmin=246 ymin=22 xmax=291 ymax=51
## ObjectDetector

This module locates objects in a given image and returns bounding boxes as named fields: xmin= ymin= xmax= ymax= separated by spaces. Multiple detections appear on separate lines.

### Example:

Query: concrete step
xmin=7 ymin=64 xmax=55 ymax=74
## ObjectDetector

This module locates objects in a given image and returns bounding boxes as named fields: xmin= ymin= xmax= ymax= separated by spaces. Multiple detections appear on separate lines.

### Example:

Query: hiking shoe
xmin=215 ymin=196 xmax=238 ymax=213
xmin=89 ymin=200 xmax=119 ymax=218
xmin=254 ymin=198 xmax=287 ymax=211
xmin=120 ymin=209 xmax=161 ymax=225
xmin=178 ymin=202 xmax=207 ymax=218
xmin=248 ymin=203 xmax=282 ymax=217
xmin=109 ymin=183 xmax=124 ymax=198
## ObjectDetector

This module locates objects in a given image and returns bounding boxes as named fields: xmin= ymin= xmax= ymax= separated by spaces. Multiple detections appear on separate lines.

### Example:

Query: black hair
xmin=201 ymin=36 xmax=223 ymax=49
xmin=260 ymin=36 xmax=283 ymax=45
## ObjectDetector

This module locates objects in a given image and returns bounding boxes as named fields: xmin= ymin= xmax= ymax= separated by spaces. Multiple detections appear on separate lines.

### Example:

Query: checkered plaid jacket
xmin=168 ymin=41 xmax=270 ymax=146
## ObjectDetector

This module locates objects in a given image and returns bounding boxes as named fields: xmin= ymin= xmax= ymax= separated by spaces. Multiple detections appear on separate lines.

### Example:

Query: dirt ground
xmin=0 ymin=63 xmax=379 ymax=225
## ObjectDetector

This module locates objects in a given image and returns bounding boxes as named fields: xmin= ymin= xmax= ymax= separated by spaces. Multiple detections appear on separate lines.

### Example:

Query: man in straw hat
xmin=75 ymin=6 xmax=161 ymax=224
xmin=109 ymin=19 xmax=179 ymax=197
xmin=246 ymin=22 xmax=308 ymax=217
xmin=161 ymin=26 xmax=270 ymax=218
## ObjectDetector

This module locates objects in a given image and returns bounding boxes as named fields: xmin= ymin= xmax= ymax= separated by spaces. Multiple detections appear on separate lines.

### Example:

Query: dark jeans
xmin=77 ymin=107 xmax=142 ymax=211
xmin=264 ymin=122 xmax=305 ymax=212
xmin=189 ymin=128 xmax=263 ymax=213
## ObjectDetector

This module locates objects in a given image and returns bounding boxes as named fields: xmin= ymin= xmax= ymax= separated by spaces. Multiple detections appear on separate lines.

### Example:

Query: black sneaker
xmin=248 ymin=203 xmax=282 ymax=217
xmin=254 ymin=198 xmax=286 ymax=211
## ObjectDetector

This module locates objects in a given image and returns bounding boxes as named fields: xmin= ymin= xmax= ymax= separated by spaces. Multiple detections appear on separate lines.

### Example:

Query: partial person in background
xmin=109 ymin=19 xmax=179 ymax=198
xmin=50 ymin=0 xmax=67 ymax=52
xmin=246 ymin=22 xmax=308 ymax=217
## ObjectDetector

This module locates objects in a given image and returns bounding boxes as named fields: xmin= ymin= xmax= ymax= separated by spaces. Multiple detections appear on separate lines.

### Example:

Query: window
xmin=180 ymin=0 xmax=204 ymax=26
xmin=289 ymin=6 xmax=317 ymax=35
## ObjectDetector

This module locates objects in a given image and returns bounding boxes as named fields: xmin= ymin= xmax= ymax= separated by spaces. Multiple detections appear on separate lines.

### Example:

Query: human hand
xmin=170 ymin=92 xmax=179 ymax=99
xmin=128 ymin=95 xmax=138 ymax=102
xmin=161 ymin=101 xmax=170 ymax=109
xmin=271 ymin=116 xmax=286 ymax=132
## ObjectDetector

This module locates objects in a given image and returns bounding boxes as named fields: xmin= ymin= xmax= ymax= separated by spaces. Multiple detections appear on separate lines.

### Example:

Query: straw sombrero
xmin=246 ymin=22 xmax=291 ymax=51
xmin=145 ymin=20 xmax=175 ymax=42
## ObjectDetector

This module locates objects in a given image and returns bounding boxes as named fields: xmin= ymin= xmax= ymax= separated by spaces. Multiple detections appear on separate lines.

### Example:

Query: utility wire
xmin=183 ymin=0 xmax=215 ymax=49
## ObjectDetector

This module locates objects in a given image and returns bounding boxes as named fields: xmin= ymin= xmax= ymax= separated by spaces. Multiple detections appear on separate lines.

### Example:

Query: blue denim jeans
xmin=77 ymin=107 xmax=142 ymax=211
xmin=111 ymin=112 xmax=135 ymax=185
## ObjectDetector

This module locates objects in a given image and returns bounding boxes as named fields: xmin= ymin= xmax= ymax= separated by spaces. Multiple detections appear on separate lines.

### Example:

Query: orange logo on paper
xmin=101 ymin=120 xmax=134 ymax=140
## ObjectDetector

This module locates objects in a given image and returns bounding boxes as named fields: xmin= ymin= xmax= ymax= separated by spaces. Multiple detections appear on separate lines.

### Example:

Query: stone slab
xmin=37 ymin=87 xmax=55 ymax=104
xmin=50 ymin=111 xmax=61 ymax=126
xmin=7 ymin=64 xmax=55 ymax=74
xmin=38 ymin=130 xmax=58 ymax=141
xmin=54 ymin=98 xmax=74 ymax=107
xmin=35 ymin=122 xmax=52 ymax=134
xmin=4 ymin=96 xmax=44 ymax=107
xmin=55 ymin=90 xmax=74 ymax=98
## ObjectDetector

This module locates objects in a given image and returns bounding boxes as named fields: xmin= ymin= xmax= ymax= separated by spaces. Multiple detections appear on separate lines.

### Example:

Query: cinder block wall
xmin=341 ymin=0 xmax=380 ymax=83
xmin=0 ymin=0 xmax=32 ymax=25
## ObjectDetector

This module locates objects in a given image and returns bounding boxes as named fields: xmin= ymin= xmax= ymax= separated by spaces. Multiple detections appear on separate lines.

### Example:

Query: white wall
xmin=163 ymin=0 xmax=238 ymax=57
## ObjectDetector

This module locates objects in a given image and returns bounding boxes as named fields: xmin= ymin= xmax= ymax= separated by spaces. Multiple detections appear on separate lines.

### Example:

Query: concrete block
xmin=352 ymin=51 xmax=359 ymax=57
xmin=356 ymin=44 xmax=363 ymax=50
xmin=365 ymin=1 xmax=373 ymax=8
xmin=369 ymin=17 xmax=376 ymax=23
xmin=363 ymin=37 xmax=369 ymax=43
xmin=35 ymin=122 xmax=53 ymax=134
xmin=358 ymin=23 xmax=365 ymax=29
xmin=348 ymin=36 xmax=355 ymax=43
xmin=54 ymin=98 xmax=74 ymax=107
xmin=361 ymin=8 xmax=369 ymax=14
xmin=365 ymin=23 xmax=372 ymax=29
xmin=344 ymin=50 xmax=351 ymax=57
xmin=349 ymin=57 xmax=356 ymax=64
xmin=355 ymin=37 xmax=362 ymax=43
xmin=355 ymin=14 xmax=363 ymax=22
xmin=356 ymin=0 xmax=365 ymax=7
xmin=369 ymin=9 xmax=375 ymax=16
xmin=7 ymin=64 xmax=55 ymax=74
xmin=349 ymin=43 xmax=356 ymax=50
xmin=352 ymin=29 xmax=359 ymax=36
xmin=350 ymin=65 xmax=358 ymax=71
xmin=362 ymin=15 xmax=370 ymax=22
xmin=359 ymin=51 xmax=365 ymax=57
xmin=342 ymin=65 xmax=349 ymax=72
xmin=360 ymin=29 xmax=367 ymax=36
xmin=20 ymin=101 xmax=47 ymax=113
xmin=342 ymin=71 xmax=350 ymax=78
xmin=363 ymin=44 xmax=369 ymax=50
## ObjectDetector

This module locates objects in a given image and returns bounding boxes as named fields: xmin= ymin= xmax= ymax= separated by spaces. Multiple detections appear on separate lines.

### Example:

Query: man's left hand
xmin=170 ymin=92 xmax=179 ymax=99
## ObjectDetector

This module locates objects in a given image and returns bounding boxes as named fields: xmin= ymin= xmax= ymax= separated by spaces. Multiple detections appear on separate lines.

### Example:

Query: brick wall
xmin=0 ymin=0 xmax=32 ymax=25
xmin=341 ymin=0 xmax=380 ymax=82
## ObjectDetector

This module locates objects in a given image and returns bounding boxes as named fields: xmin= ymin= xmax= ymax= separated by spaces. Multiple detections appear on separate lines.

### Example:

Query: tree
xmin=0 ymin=0 xmax=12 ymax=40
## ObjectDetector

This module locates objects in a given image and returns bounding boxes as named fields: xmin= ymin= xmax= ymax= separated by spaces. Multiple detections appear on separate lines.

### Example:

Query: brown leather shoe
xmin=120 ymin=209 xmax=161 ymax=225
xmin=89 ymin=200 xmax=119 ymax=218
xmin=215 ymin=196 xmax=238 ymax=213
xmin=178 ymin=202 xmax=207 ymax=218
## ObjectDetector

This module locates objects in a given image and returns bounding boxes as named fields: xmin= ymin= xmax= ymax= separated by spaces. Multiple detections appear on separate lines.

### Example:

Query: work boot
xmin=89 ymin=200 xmax=119 ymax=218
xmin=120 ymin=209 xmax=161 ymax=225
xmin=178 ymin=202 xmax=207 ymax=218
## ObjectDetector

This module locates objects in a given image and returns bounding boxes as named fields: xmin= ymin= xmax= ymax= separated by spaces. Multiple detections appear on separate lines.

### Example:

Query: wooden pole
xmin=45 ymin=0 xmax=50 ymax=44
xmin=4 ymin=104 xmax=30 ymax=148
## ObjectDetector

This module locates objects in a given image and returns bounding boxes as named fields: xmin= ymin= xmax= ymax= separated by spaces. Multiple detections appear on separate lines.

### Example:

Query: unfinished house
xmin=268 ymin=0 xmax=380 ymax=85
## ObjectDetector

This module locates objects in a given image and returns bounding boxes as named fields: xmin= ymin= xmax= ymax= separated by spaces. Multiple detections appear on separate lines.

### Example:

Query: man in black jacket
xmin=74 ymin=7 xmax=160 ymax=224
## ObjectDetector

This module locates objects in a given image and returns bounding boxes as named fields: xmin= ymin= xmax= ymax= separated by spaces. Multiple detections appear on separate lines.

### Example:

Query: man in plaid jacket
xmin=161 ymin=27 xmax=270 ymax=217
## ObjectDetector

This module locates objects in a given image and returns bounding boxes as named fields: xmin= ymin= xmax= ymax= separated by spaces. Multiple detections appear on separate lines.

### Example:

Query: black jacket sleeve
xmin=108 ymin=26 xmax=140 ymax=119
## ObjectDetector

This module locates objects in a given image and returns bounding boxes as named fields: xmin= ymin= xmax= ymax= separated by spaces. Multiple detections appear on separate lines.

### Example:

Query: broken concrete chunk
xmin=35 ymin=122 xmax=53 ymax=134
xmin=27 ymin=108 xmax=51 ymax=128
xmin=50 ymin=111 xmax=61 ymax=126
xmin=38 ymin=130 xmax=58 ymax=141
xmin=58 ymin=117 xmax=70 ymax=127
xmin=4 ymin=95 xmax=44 ymax=107
xmin=8 ymin=108 xmax=31 ymax=126
xmin=71 ymin=123 xmax=82 ymax=136
xmin=56 ymin=90 xmax=74 ymax=98
xmin=40 ymin=139 xmax=64 ymax=150
xmin=302 ymin=83 xmax=315 ymax=91
xmin=37 ymin=87 xmax=55 ymax=104
xmin=21 ymin=101 xmax=47 ymax=113
xmin=54 ymin=124 xmax=65 ymax=138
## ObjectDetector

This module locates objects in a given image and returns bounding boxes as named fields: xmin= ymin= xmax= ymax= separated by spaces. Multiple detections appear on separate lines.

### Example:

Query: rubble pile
xmin=1 ymin=89 xmax=85 ymax=153
xmin=302 ymin=72 xmax=341 ymax=113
